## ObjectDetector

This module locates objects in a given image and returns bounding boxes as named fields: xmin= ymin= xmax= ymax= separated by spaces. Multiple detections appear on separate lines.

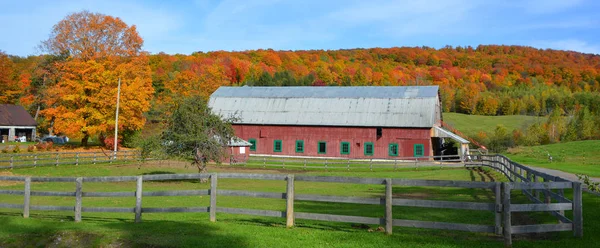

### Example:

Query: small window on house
xmin=318 ymin=141 xmax=327 ymax=154
xmin=295 ymin=140 xmax=304 ymax=153
xmin=389 ymin=143 xmax=398 ymax=156
xmin=376 ymin=127 xmax=382 ymax=138
xmin=340 ymin=142 xmax=350 ymax=155
xmin=414 ymin=144 xmax=424 ymax=157
xmin=364 ymin=142 xmax=374 ymax=156
xmin=249 ymin=138 xmax=257 ymax=151
xmin=274 ymin=140 xmax=282 ymax=152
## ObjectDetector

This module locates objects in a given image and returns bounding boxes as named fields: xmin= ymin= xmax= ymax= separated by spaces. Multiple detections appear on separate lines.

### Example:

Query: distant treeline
xmin=481 ymin=106 xmax=599 ymax=152
xmin=2 ymin=45 xmax=600 ymax=120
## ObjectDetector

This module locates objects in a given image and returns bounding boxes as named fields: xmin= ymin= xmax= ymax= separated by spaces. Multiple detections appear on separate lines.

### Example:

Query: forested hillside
xmin=3 ymin=45 xmax=600 ymax=117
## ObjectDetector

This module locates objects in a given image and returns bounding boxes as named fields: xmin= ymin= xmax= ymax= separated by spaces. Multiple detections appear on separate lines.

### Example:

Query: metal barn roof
xmin=0 ymin=104 xmax=37 ymax=127
xmin=209 ymin=86 xmax=441 ymax=128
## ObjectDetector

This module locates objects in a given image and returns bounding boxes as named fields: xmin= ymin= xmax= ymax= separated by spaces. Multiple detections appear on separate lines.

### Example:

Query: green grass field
xmin=443 ymin=112 xmax=544 ymax=138
xmin=0 ymin=162 xmax=598 ymax=247
xmin=506 ymin=140 xmax=600 ymax=177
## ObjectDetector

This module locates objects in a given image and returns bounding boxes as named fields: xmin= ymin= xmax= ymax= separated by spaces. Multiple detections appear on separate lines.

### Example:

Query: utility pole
xmin=114 ymin=78 xmax=121 ymax=159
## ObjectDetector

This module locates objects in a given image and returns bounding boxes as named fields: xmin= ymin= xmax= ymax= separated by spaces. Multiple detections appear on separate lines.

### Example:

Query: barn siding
xmin=233 ymin=125 xmax=431 ymax=159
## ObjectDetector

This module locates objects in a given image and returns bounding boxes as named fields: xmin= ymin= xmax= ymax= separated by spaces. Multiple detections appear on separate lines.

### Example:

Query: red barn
xmin=209 ymin=86 xmax=469 ymax=159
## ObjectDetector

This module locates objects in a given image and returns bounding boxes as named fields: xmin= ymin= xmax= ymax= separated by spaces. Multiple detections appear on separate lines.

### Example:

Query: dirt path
xmin=525 ymin=165 xmax=600 ymax=183
xmin=525 ymin=165 xmax=600 ymax=196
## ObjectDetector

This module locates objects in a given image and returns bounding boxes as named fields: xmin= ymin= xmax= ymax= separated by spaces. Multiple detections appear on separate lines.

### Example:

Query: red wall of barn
xmin=233 ymin=125 xmax=432 ymax=159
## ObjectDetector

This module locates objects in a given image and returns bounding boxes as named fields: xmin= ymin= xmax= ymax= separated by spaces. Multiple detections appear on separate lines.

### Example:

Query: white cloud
xmin=531 ymin=39 xmax=600 ymax=54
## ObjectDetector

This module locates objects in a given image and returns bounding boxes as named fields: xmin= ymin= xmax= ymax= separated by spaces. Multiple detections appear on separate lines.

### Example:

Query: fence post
xmin=495 ymin=182 xmax=502 ymax=235
xmin=533 ymin=175 xmax=540 ymax=199
xmin=325 ymin=160 xmax=328 ymax=171
xmin=557 ymin=177 xmax=565 ymax=222
xmin=347 ymin=159 xmax=350 ymax=171
xmin=75 ymin=177 xmax=82 ymax=222
xmin=76 ymin=152 xmax=79 ymax=166
xmin=304 ymin=159 xmax=307 ymax=170
xmin=286 ymin=174 xmax=295 ymax=228
xmin=263 ymin=157 xmax=266 ymax=168
xmin=93 ymin=152 xmax=97 ymax=164
xmin=10 ymin=156 xmax=13 ymax=169
xmin=282 ymin=157 xmax=285 ymax=169
xmin=55 ymin=152 xmax=59 ymax=166
xmin=394 ymin=159 xmax=397 ymax=171
xmin=23 ymin=177 xmax=31 ymax=218
xmin=572 ymin=182 xmax=583 ymax=238
xmin=135 ymin=176 xmax=143 ymax=223
xmin=544 ymin=178 xmax=551 ymax=204
xmin=369 ymin=159 xmax=373 ymax=171
xmin=502 ymin=182 xmax=512 ymax=247
xmin=210 ymin=173 xmax=218 ymax=222
xmin=385 ymin=178 xmax=393 ymax=235
xmin=34 ymin=155 xmax=37 ymax=167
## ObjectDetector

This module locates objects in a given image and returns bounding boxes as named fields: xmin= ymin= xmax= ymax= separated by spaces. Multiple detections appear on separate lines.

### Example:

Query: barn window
xmin=274 ymin=140 xmax=282 ymax=152
xmin=318 ymin=141 xmax=327 ymax=154
xmin=295 ymin=140 xmax=304 ymax=153
xmin=249 ymin=138 xmax=257 ymax=151
xmin=340 ymin=142 xmax=350 ymax=155
xmin=414 ymin=144 xmax=424 ymax=157
xmin=376 ymin=127 xmax=382 ymax=138
xmin=389 ymin=143 xmax=398 ymax=156
xmin=364 ymin=142 xmax=374 ymax=156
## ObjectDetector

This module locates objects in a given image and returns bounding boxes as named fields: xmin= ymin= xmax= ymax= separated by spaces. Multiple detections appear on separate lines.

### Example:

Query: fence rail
xmin=0 ymin=154 xmax=583 ymax=246
xmin=0 ymin=150 xmax=143 ymax=169
xmin=472 ymin=154 xmax=583 ymax=246
xmin=244 ymin=154 xmax=465 ymax=171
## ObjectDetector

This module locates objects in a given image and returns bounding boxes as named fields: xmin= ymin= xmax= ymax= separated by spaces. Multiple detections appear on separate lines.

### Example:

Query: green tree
xmin=142 ymin=96 xmax=238 ymax=179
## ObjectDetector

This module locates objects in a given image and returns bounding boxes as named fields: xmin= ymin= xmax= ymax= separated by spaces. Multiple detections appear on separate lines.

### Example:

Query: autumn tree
xmin=40 ymin=11 xmax=142 ymax=61
xmin=39 ymin=11 xmax=152 ymax=146
xmin=0 ymin=51 xmax=20 ymax=104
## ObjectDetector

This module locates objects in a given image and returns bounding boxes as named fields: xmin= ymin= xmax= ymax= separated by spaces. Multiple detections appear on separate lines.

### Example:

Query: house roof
xmin=0 ymin=104 xmax=37 ymax=127
xmin=209 ymin=86 xmax=441 ymax=128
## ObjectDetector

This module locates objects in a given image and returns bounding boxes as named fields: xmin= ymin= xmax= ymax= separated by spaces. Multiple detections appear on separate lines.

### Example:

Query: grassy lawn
xmin=443 ymin=112 xmax=544 ymax=138
xmin=0 ymin=162 xmax=598 ymax=247
xmin=506 ymin=140 xmax=600 ymax=177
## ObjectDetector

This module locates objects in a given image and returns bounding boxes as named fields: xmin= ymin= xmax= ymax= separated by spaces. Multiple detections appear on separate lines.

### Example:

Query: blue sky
xmin=1 ymin=0 xmax=599 ymax=56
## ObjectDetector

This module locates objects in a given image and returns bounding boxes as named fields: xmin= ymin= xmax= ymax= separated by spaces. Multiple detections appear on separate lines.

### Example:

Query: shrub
xmin=1 ymin=146 xmax=9 ymax=153
xmin=103 ymin=136 xmax=122 ymax=150
xmin=27 ymin=145 xmax=36 ymax=152
xmin=12 ymin=145 xmax=20 ymax=153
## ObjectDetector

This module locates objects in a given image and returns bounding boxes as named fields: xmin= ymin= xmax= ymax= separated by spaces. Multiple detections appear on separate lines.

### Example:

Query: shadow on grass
xmin=142 ymin=171 xmax=177 ymax=175
xmin=0 ymin=213 xmax=248 ymax=248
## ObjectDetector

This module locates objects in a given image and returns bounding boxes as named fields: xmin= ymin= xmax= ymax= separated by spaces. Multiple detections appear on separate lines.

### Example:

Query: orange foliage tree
xmin=0 ymin=51 xmax=19 ymax=103
xmin=39 ymin=11 xmax=152 ymax=145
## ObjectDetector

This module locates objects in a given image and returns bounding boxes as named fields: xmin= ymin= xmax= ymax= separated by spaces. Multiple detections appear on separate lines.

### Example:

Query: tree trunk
xmin=194 ymin=147 xmax=208 ymax=183
xmin=81 ymin=134 xmax=89 ymax=147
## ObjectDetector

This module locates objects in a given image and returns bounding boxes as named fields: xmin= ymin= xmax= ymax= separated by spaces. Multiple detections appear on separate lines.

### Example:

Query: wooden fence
xmin=0 ymin=170 xmax=582 ymax=246
xmin=244 ymin=154 xmax=465 ymax=170
xmin=0 ymin=150 xmax=142 ymax=169
xmin=473 ymin=154 xmax=583 ymax=246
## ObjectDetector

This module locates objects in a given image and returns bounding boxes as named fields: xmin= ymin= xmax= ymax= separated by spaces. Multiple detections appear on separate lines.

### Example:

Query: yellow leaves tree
xmin=40 ymin=11 xmax=143 ymax=61
xmin=40 ymin=11 xmax=152 ymax=145
xmin=0 ymin=51 xmax=23 ymax=104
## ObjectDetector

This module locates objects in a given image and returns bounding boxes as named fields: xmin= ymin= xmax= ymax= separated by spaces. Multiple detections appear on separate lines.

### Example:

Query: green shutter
xmin=388 ymin=143 xmax=398 ymax=156
xmin=364 ymin=142 xmax=374 ymax=156
xmin=249 ymin=138 xmax=256 ymax=151
xmin=414 ymin=144 xmax=424 ymax=157
xmin=295 ymin=140 xmax=304 ymax=153
xmin=340 ymin=142 xmax=350 ymax=155
xmin=318 ymin=141 xmax=327 ymax=154
xmin=274 ymin=140 xmax=282 ymax=152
